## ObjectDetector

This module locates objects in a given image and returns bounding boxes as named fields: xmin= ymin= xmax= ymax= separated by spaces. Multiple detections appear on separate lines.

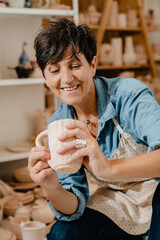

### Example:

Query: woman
xmin=28 ymin=18 xmax=160 ymax=240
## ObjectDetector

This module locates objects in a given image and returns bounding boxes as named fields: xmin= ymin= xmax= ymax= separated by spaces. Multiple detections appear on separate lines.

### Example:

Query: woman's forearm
xmin=43 ymin=183 xmax=78 ymax=215
xmin=103 ymin=149 xmax=160 ymax=180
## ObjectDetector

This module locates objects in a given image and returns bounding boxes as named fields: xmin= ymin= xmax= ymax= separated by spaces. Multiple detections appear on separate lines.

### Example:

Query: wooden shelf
xmin=90 ymin=25 xmax=159 ymax=32
xmin=97 ymin=64 xmax=150 ymax=70
xmin=0 ymin=7 xmax=75 ymax=18
xmin=0 ymin=149 xmax=29 ymax=163
xmin=0 ymin=78 xmax=45 ymax=86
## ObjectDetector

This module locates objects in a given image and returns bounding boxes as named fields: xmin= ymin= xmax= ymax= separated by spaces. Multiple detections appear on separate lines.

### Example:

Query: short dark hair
xmin=34 ymin=18 xmax=97 ymax=73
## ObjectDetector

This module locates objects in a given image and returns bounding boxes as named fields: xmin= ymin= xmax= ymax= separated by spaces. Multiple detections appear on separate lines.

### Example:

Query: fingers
xmin=28 ymin=146 xmax=51 ymax=170
xmin=57 ymin=138 xmax=87 ymax=154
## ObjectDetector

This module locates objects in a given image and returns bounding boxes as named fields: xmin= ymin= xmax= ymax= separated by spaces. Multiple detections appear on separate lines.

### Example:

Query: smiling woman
xmin=28 ymin=18 xmax=160 ymax=240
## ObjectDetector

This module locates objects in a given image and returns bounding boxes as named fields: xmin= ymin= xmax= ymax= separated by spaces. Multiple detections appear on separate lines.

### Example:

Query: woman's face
xmin=44 ymin=46 xmax=97 ymax=107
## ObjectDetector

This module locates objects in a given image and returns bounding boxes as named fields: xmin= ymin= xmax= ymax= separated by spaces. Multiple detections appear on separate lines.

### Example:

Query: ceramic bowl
xmin=0 ymin=227 xmax=16 ymax=240
xmin=31 ymin=202 xmax=55 ymax=224
xmin=13 ymin=166 xmax=33 ymax=183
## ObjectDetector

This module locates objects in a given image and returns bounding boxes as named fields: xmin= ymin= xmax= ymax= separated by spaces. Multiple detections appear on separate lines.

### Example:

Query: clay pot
xmin=99 ymin=43 xmax=114 ymax=65
xmin=4 ymin=196 xmax=22 ymax=217
xmin=0 ymin=227 xmax=16 ymax=240
xmin=13 ymin=166 xmax=33 ymax=183
xmin=8 ymin=216 xmax=29 ymax=240
xmin=31 ymin=203 xmax=55 ymax=224
xmin=15 ymin=205 xmax=31 ymax=219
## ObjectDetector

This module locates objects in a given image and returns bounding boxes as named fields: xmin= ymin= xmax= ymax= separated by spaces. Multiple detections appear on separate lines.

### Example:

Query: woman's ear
xmin=91 ymin=56 xmax=97 ymax=77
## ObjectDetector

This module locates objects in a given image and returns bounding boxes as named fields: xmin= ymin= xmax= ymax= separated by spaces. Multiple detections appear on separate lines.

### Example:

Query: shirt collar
xmin=93 ymin=77 xmax=117 ymax=124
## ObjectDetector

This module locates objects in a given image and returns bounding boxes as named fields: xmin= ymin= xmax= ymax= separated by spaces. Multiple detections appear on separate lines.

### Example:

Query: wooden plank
xmin=136 ymin=0 xmax=158 ymax=77
xmin=96 ymin=0 xmax=113 ymax=54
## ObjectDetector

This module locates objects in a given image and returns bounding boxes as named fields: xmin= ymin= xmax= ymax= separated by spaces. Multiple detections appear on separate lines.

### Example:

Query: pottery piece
xmin=135 ymin=44 xmax=148 ymax=65
xmin=99 ymin=43 xmax=114 ymax=65
xmin=0 ymin=227 xmax=16 ymax=240
xmin=126 ymin=9 xmax=139 ymax=27
xmin=31 ymin=202 xmax=55 ymax=224
xmin=118 ymin=71 xmax=135 ymax=78
xmin=20 ymin=221 xmax=46 ymax=240
xmin=111 ymin=37 xmax=123 ymax=65
xmin=13 ymin=166 xmax=33 ymax=183
xmin=118 ymin=13 xmax=127 ymax=27
xmin=36 ymin=119 xmax=83 ymax=174
xmin=15 ymin=205 xmax=31 ymax=219
xmin=123 ymin=36 xmax=137 ymax=65
xmin=0 ymin=179 xmax=15 ymax=197
xmin=9 ymin=0 xmax=25 ymax=8
xmin=4 ymin=196 xmax=22 ymax=217
xmin=107 ymin=1 xmax=119 ymax=26
xmin=0 ymin=203 xmax=3 ymax=224
xmin=8 ymin=216 xmax=29 ymax=240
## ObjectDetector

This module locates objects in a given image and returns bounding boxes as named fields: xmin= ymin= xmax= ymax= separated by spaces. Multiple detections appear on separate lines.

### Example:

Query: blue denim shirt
xmin=47 ymin=76 xmax=160 ymax=221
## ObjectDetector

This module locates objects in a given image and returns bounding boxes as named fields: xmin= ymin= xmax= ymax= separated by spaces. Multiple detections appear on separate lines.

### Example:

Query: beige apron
xmin=86 ymin=118 xmax=158 ymax=235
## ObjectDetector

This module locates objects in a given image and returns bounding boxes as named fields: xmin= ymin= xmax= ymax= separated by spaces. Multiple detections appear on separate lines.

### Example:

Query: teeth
xmin=63 ymin=85 xmax=78 ymax=91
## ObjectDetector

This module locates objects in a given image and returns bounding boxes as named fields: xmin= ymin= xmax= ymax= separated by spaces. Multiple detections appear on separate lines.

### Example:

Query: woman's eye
xmin=50 ymin=69 xmax=59 ymax=74
xmin=71 ymin=65 xmax=80 ymax=69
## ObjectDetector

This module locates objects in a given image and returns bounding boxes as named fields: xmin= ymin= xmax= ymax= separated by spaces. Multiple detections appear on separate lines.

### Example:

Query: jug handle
xmin=35 ymin=130 xmax=49 ymax=147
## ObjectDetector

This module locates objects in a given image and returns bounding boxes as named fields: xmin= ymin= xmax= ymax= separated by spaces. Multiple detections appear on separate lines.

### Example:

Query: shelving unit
xmin=93 ymin=0 xmax=158 ymax=77
xmin=0 ymin=0 xmax=79 ymax=164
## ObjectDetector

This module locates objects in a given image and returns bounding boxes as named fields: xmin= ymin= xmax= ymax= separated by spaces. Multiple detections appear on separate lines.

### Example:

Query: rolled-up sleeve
xmin=47 ymin=166 xmax=89 ymax=221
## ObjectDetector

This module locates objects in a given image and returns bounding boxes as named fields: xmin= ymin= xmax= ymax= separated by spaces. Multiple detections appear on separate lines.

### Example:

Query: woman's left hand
xmin=57 ymin=120 xmax=109 ymax=178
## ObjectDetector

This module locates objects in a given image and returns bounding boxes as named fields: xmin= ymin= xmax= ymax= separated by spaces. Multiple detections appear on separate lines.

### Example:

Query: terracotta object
xmin=108 ymin=1 xmax=119 ymax=26
xmin=0 ymin=227 xmax=16 ymax=240
xmin=123 ymin=36 xmax=137 ymax=65
xmin=13 ymin=166 xmax=33 ymax=183
xmin=152 ymin=43 xmax=160 ymax=62
xmin=118 ymin=13 xmax=127 ymax=27
xmin=126 ymin=8 xmax=139 ymax=27
xmin=3 ymin=196 xmax=22 ymax=217
xmin=20 ymin=221 xmax=46 ymax=240
xmin=79 ymin=5 xmax=101 ymax=25
xmin=36 ymin=119 xmax=83 ymax=174
xmin=135 ymin=44 xmax=148 ymax=65
xmin=15 ymin=205 xmax=32 ymax=219
xmin=8 ymin=216 xmax=29 ymax=240
xmin=111 ymin=37 xmax=123 ymax=65
xmin=0 ymin=203 xmax=3 ymax=224
xmin=31 ymin=202 xmax=55 ymax=224
xmin=99 ymin=43 xmax=114 ymax=65
xmin=118 ymin=71 xmax=135 ymax=78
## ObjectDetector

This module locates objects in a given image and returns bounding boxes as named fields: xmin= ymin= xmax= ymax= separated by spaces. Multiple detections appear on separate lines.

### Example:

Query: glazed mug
xmin=35 ymin=119 xmax=83 ymax=174
xmin=20 ymin=221 xmax=45 ymax=240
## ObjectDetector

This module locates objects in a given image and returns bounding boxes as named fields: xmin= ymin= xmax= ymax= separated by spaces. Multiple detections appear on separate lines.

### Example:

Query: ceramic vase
xmin=123 ymin=36 xmax=137 ymax=65
xmin=108 ymin=1 xmax=118 ymax=26
xmin=111 ymin=37 xmax=123 ymax=65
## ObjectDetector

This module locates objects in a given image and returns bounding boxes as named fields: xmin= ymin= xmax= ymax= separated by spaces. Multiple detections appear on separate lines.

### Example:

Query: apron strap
xmin=112 ymin=118 xmax=124 ymax=135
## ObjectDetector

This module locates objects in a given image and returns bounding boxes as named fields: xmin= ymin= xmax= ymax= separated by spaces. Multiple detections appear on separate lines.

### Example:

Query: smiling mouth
xmin=62 ymin=85 xmax=79 ymax=91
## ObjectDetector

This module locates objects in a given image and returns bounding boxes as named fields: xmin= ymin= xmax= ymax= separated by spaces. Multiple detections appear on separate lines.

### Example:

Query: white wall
xmin=0 ymin=17 xmax=45 ymax=147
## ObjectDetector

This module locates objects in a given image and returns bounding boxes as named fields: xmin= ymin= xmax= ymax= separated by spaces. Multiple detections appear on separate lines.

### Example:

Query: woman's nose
xmin=61 ymin=69 xmax=74 ymax=83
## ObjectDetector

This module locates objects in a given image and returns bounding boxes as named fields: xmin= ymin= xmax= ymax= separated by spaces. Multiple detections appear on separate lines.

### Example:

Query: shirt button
xmin=98 ymin=137 xmax=100 ymax=141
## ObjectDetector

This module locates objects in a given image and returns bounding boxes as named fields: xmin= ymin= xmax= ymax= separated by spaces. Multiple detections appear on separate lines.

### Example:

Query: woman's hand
xmin=28 ymin=146 xmax=59 ymax=193
xmin=57 ymin=121 xmax=109 ymax=178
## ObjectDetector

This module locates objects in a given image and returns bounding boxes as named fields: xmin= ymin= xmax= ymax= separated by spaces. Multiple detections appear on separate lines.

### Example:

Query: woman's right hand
xmin=28 ymin=146 xmax=59 ymax=194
